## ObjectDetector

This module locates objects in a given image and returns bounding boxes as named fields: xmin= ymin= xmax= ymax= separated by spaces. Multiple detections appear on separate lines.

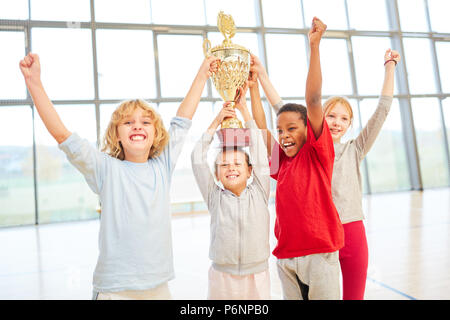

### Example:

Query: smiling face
xmin=324 ymin=102 xmax=352 ymax=143
xmin=276 ymin=111 xmax=307 ymax=157
xmin=117 ymin=107 xmax=156 ymax=162
xmin=215 ymin=149 xmax=252 ymax=196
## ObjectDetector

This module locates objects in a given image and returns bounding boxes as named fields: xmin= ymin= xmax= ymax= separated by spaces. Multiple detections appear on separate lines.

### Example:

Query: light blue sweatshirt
xmin=58 ymin=116 xmax=191 ymax=293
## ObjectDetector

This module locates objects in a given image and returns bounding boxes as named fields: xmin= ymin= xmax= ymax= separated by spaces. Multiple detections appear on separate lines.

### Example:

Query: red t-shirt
xmin=270 ymin=118 xmax=344 ymax=259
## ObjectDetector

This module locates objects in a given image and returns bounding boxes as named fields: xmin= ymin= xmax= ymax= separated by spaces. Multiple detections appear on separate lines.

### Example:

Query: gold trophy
xmin=203 ymin=11 xmax=251 ymax=147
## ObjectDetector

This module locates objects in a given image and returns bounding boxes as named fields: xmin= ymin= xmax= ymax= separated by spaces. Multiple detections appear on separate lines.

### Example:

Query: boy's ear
xmin=247 ymin=165 xmax=253 ymax=177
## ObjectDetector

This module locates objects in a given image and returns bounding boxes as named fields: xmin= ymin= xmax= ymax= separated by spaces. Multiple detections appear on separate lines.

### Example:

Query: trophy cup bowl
xmin=203 ymin=11 xmax=251 ymax=147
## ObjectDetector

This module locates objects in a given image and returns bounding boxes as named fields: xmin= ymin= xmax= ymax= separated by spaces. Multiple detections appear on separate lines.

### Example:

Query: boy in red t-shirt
xmin=249 ymin=17 xmax=344 ymax=299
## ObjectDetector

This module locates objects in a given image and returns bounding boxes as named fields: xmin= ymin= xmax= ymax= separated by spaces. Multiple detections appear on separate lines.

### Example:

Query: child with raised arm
xmin=251 ymin=20 xmax=401 ymax=300
xmin=19 ymin=52 xmax=218 ymax=300
xmin=249 ymin=17 xmax=344 ymax=300
xmin=323 ymin=49 xmax=400 ymax=300
xmin=191 ymin=87 xmax=271 ymax=300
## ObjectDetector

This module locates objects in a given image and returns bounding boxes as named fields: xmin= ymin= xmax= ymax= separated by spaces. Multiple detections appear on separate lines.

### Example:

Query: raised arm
xmin=305 ymin=17 xmax=327 ymax=139
xmin=354 ymin=49 xmax=401 ymax=159
xmin=191 ymin=105 xmax=236 ymax=202
xmin=247 ymin=70 xmax=277 ymax=157
xmin=19 ymin=53 xmax=71 ymax=144
xmin=251 ymin=54 xmax=283 ymax=113
xmin=234 ymin=87 xmax=270 ymax=196
xmin=177 ymin=55 xmax=219 ymax=119
xmin=381 ymin=49 xmax=399 ymax=96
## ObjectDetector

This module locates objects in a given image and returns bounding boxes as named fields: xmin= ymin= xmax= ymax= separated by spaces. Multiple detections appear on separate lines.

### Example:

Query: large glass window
xmin=205 ymin=0 xmax=257 ymax=27
xmin=31 ymin=28 xmax=94 ymax=100
xmin=403 ymin=38 xmax=437 ymax=95
xmin=351 ymin=36 xmax=394 ymax=96
xmin=435 ymin=42 xmax=450 ymax=93
xmin=265 ymin=34 xmax=307 ymax=98
xmin=347 ymin=0 xmax=390 ymax=31
xmin=397 ymin=0 xmax=429 ymax=32
xmin=0 ymin=106 xmax=35 ymax=226
xmin=359 ymin=99 xmax=410 ymax=192
xmin=152 ymin=0 xmax=205 ymax=25
xmin=96 ymin=29 xmax=156 ymax=100
xmin=94 ymin=0 xmax=151 ymax=24
xmin=157 ymin=35 xmax=205 ymax=98
xmin=320 ymin=38 xmax=352 ymax=96
xmin=1 ymin=0 xmax=450 ymax=226
xmin=0 ymin=31 xmax=26 ymax=99
xmin=30 ymin=0 xmax=90 ymax=22
xmin=0 ymin=0 xmax=28 ymax=20
xmin=442 ymin=98 xmax=450 ymax=156
xmin=34 ymin=105 xmax=99 ymax=224
xmin=427 ymin=0 xmax=450 ymax=33
xmin=302 ymin=0 xmax=347 ymax=30
xmin=261 ymin=0 xmax=303 ymax=29
xmin=411 ymin=98 xmax=449 ymax=188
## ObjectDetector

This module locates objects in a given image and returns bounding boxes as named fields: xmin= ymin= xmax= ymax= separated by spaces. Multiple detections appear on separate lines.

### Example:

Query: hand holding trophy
xmin=203 ymin=11 xmax=251 ymax=147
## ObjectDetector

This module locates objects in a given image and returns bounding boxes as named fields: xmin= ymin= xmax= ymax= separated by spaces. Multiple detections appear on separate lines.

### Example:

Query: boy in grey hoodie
xmin=191 ymin=88 xmax=271 ymax=300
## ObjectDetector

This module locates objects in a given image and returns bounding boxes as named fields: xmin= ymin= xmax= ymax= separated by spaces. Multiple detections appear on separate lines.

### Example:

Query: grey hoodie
xmin=191 ymin=120 xmax=271 ymax=275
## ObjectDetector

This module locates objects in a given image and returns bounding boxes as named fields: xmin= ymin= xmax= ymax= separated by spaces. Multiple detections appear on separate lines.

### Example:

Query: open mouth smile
xmin=129 ymin=134 xmax=147 ymax=142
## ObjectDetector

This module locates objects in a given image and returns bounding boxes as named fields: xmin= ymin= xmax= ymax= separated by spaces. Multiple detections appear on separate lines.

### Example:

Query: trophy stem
xmin=220 ymin=101 xmax=243 ymax=129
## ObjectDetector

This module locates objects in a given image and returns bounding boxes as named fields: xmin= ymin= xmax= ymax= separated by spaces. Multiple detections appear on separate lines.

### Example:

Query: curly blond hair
xmin=101 ymin=99 xmax=169 ymax=160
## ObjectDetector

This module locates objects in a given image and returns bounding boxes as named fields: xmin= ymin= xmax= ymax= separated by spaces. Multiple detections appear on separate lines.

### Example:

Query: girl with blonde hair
xmin=322 ymin=49 xmax=400 ymax=300
xmin=19 ymin=52 xmax=219 ymax=299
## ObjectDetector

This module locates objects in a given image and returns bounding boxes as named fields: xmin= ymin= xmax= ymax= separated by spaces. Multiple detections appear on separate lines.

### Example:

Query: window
xmin=435 ymin=42 xmax=450 ymax=93
xmin=0 ymin=0 xmax=28 ymax=20
xmin=347 ymin=0 xmax=389 ymax=31
xmin=205 ymin=0 xmax=257 ymax=27
xmin=157 ymin=35 xmax=205 ymax=98
xmin=265 ymin=34 xmax=307 ymax=98
xmin=359 ymin=99 xmax=410 ymax=192
xmin=428 ymin=0 xmax=450 ymax=33
xmin=351 ymin=36 xmax=394 ymax=96
xmin=302 ymin=0 xmax=347 ymax=30
xmin=32 ymin=28 xmax=94 ymax=100
xmin=34 ymin=105 xmax=99 ymax=223
xmin=94 ymin=0 xmax=151 ymax=24
xmin=411 ymin=98 xmax=449 ymax=188
xmin=152 ymin=0 xmax=205 ymax=25
xmin=442 ymin=98 xmax=450 ymax=154
xmin=397 ymin=0 xmax=429 ymax=32
xmin=403 ymin=38 xmax=437 ymax=95
xmin=320 ymin=38 xmax=352 ymax=96
xmin=96 ymin=29 xmax=156 ymax=99
xmin=0 ymin=31 xmax=26 ymax=99
xmin=261 ymin=0 xmax=303 ymax=29
xmin=0 ymin=106 xmax=35 ymax=226
xmin=2 ymin=0 xmax=450 ymax=226
xmin=30 ymin=0 xmax=90 ymax=22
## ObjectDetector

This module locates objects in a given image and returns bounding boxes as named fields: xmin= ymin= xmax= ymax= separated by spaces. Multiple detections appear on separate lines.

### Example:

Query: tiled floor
xmin=0 ymin=188 xmax=449 ymax=300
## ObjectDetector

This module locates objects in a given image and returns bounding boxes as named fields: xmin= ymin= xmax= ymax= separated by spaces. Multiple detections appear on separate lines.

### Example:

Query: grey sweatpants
xmin=276 ymin=251 xmax=341 ymax=300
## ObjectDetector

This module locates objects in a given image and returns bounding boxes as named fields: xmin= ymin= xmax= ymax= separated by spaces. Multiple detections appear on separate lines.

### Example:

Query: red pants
xmin=339 ymin=220 xmax=369 ymax=300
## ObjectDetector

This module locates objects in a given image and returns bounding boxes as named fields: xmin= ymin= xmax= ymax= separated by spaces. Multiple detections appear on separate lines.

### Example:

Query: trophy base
xmin=216 ymin=128 xmax=250 ymax=148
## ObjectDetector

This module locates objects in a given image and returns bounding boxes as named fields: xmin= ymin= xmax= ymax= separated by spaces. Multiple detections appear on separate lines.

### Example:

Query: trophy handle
xmin=203 ymin=38 xmax=211 ymax=57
